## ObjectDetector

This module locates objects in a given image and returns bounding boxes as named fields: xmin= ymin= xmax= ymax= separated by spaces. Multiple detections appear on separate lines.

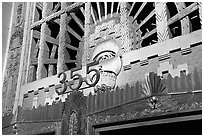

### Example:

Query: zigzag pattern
xmin=157 ymin=29 xmax=169 ymax=42
xmin=155 ymin=9 xmax=167 ymax=23
xmin=155 ymin=2 xmax=169 ymax=42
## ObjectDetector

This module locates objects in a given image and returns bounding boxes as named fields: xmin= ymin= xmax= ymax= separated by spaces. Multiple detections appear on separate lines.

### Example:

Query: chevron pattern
xmin=155 ymin=2 xmax=170 ymax=42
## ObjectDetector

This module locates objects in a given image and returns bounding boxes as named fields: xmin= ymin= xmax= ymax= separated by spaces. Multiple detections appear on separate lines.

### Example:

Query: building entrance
xmin=94 ymin=110 xmax=202 ymax=135
xmin=100 ymin=119 xmax=201 ymax=135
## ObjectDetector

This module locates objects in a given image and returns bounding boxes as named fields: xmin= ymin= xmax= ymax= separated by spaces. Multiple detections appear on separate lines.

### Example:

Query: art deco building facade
xmin=2 ymin=2 xmax=202 ymax=135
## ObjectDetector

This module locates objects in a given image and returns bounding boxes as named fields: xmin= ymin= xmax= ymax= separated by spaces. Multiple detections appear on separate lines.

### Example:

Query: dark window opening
xmin=66 ymin=48 xmax=77 ymax=60
xmin=99 ymin=119 xmax=201 ymax=135
xmin=180 ymin=70 xmax=186 ymax=75
xmin=166 ymin=2 xmax=178 ymax=19
xmin=33 ymin=37 xmax=38 ymax=44
xmin=35 ymin=7 xmax=42 ymax=21
xmin=66 ymin=63 xmax=76 ymax=70
xmin=33 ymin=24 xmax=41 ymax=32
xmin=107 ymin=2 xmax=112 ymax=15
xmin=75 ymin=9 xmax=85 ymax=26
xmin=47 ymin=21 xmax=60 ymax=39
xmin=169 ymin=20 xmax=182 ymax=38
xmin=57 ymin=7 xmax=61 ymax=12
xmin=46 ymin=42 xmax=53 ymax=58
xmin=44 ymin=64 xmax=49 ymax=77
xmin=140 ymin=15 xmax=156 ymax=37
xmin=141 ymin=32 xmax=157 ymax=47
xmin=36 ymin=49 xmax=39 ymax=58
xmin=129 ymin=2 xmax=142 ymax=17
xmin=68 ymin=31 xmax=80 ymax=48
xmin=136 ymin=2 xmax=154 ymax=24
xmin=68 ymin=18 xmax=84 ymax=37
xmin=52 ymin=2 xmax=61 ymax=12
xmin=128 ymin=2 xmax=133 ymax=7
xmin=188 ymin=9 xmax=201 ymax=32
xmin=100 ymin=2 xmax=105 ymax=17
xmin=52 ymin=2 xmax=58 ymax=10
xmin=185 ymin=2 xmax=194 ymax=7
xmin=91 ymin=2 xmax=99 ymax=20
xmin=113 ymin=2 xmax=119 ymax=13
xmin=53 ymin=64 xmax=57 ymax=75
xmin=162 ymin=70 xmax=169 ymax=74
xmin=54 ymin=47 xmax=58 ymax=59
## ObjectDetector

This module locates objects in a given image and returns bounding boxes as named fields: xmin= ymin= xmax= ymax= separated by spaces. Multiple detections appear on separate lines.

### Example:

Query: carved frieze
xmin=88 ymin=93 xmax=201 ymax=126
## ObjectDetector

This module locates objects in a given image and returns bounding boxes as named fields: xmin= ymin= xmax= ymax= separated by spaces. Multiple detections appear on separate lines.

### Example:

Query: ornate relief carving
xmin=62 ymin=91 xmax=87 ymax=135
xmin=89 ymin=99 xmax=201 ymax=127
xmin=15 ymin=3 xmax=24 ymax=27
xmin=91 ymin=40 xmax=122 ymax=89
xmin=3 ymin=24 xmax=24 ymax=114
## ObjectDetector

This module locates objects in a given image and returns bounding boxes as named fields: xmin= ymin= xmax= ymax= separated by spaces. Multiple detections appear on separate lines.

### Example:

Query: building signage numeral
xmin=55 ymin=61 xmax=100 ymax=95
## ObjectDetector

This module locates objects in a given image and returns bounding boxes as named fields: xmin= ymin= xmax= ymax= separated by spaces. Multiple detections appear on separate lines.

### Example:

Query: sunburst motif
xmin=141 ymin=72 xmax=166 ymax=97
xmin=141 ymin=72 xmax=166 ymax=109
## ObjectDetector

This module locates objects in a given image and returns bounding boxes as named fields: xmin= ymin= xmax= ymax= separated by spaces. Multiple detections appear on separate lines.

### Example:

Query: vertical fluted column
xmin=37 ymin=2 xmax=51 ymax=79
xmin=57 ymin=2 xmax=69 ymax=73
xmin=120 ymin=2 xmax=133 ymax=52
xmin=82 ymin=2 xmax=91 ymax=65
xmin=155 ymin=2 xmax=170 ymax=42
